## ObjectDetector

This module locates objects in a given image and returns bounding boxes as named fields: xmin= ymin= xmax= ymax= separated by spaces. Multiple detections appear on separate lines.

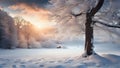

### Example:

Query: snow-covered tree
xmin=14 ymin=16 xmax=57 ymax=48
xmin=0 ymin=9 xmax=18 ymax=49
xmin=49 ymin=0 xmax=120 ymax=57
xmin=14 ymin=16 xmax=34 ymax=48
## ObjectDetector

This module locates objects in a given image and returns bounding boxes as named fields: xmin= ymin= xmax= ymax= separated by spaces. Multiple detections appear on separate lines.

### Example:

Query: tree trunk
xmin=83 ymin=0 xmax=104 ymax=57
xmin=84 ymin=13 xmax=94 ymax=56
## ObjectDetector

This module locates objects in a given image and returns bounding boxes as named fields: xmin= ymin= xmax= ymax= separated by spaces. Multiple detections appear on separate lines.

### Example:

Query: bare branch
xmin=71 ymin=12 xmax=82 ymax=17
xmin=90 ymin=0 xmax=104 ymax=16
xmin=94 ymin=20 xmax=120 ymax=28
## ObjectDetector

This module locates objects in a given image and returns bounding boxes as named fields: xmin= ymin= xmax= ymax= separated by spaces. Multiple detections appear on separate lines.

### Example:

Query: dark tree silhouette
xmin=84 ymin=0 xmax=104 ymax=57
xmin=71 ymin=0 xmax=104 ymax=57
xmin=50 ymin=0 xmax=120 ymax=57
xmin=83 ymin=0 xmax=120 ymax=57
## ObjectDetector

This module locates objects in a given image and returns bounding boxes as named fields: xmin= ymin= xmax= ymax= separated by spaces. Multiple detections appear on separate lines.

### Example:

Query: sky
xmin=0 ymin=0 xmax=55 ymax=28
xmin=0 ymin=0 xmax=120 ymax=43
xmin=0 ymin=0 xmax=119 ymax=30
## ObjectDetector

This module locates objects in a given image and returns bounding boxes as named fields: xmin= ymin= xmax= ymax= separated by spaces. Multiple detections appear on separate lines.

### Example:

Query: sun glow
xmin=33 ymin=21 xmax=56 ymax=29
xmin=8 ymin=3 xmax=54 ymax=29
xmin=20 ymin=15 xmax=56 ymax=29
xmin=10 ymin=13 xmax=56 ymax=29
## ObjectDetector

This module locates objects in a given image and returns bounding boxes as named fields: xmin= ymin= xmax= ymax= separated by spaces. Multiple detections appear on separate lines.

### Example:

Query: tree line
xmin=0 ymin=9 xmax=56 ymax=49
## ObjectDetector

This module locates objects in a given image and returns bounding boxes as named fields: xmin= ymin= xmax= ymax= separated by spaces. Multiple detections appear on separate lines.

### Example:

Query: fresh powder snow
xmin=0 ymin=42 xmax=120 ymax=68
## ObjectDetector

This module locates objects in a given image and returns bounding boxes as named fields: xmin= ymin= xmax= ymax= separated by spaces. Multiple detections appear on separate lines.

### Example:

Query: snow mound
xmin=102 ymin=54 xmax=120 ymax=63
xmin=84 ymin=54 xmax=111 ymax=67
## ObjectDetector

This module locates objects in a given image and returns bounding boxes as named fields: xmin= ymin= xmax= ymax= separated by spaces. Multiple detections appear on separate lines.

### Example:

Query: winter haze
xmin=0 ymin=0 xmax=120 ymax=68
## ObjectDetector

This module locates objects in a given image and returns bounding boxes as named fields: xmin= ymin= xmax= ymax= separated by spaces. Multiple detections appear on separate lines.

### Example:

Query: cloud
xmin=9 ymin=3 xmax=52 ymax=28
xmin=0 ymin=0 xmax=49 ymax=8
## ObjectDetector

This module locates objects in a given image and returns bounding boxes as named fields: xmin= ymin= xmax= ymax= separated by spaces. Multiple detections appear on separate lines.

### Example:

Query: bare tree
xmin=75 ymin=0 xmax=120 ymax=57
xmin=83 ymin=0 xmax=104 ymax=57
xmin=14 ymin=16 xmax=26 ymax=42
xmin=22 ymin=22 xmax=32 ymax=48
xmin=14 ymin=16 xmax=32 ymax=48
xmin=50 ymin=0 xmax=120 ymax=57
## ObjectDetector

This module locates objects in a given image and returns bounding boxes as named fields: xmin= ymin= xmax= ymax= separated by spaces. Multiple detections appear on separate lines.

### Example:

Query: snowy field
xmin=0 ymin=42 xmax=120 ymax=68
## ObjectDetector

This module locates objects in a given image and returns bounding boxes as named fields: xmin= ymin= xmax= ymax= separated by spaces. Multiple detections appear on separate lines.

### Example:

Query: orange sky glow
xmin=8 ymin=3 xmax=56 ymax=29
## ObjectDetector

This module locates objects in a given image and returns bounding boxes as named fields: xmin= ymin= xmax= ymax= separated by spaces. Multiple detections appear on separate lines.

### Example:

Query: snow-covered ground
xmin=0 ymin=42 xmax=120 ymax=68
